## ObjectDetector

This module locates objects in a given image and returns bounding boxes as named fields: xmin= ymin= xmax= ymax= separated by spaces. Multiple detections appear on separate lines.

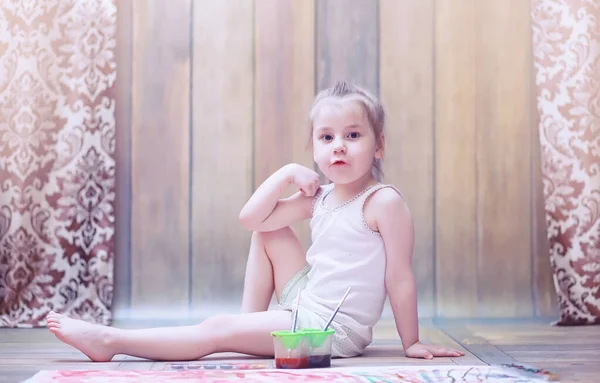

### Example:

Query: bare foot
xmin=46 ymin=311 xmax=116 ymax=362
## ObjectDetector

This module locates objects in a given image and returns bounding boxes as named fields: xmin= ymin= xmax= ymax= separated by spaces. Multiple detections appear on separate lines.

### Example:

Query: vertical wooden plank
xmin=380 ymin=0 xmax=435 ymax=317
xmin=130 ymin=0 xmax=191 ymax=318
xmin=316 ymin=0 xmax=378 ymax=93
xmin=475 ymin=0 xmax=533 ymax=317
xmin=529 ymin=11 xmax=556 ymax=316
xmin=114 ymin=0 xmax=133 ymax=319
xmin=191 ymin=0 xmax=254 ymax=310
xmin=316 ymin=0 xmax=378 ymax=181
xmin=254 ymin=0 xmax=315 ymax=249
xmin=532 ymin=140 xmax=557 ymax=317
xmin=531 ymin=74 xmax=557 ymax=318
xmin=434 ymin=0 xmax=478 ymax=317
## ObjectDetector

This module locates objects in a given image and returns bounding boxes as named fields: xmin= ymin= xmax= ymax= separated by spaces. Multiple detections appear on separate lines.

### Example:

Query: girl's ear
xmin=375 ymin=132 xmax=385 ymax=159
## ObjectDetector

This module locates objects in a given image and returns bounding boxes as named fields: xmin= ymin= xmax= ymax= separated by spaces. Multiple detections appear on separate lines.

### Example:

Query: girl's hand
xmin=285 ymin=164 xmax=320 ymax=197
xmin=405 ymin=342 xmax=465 ymax=359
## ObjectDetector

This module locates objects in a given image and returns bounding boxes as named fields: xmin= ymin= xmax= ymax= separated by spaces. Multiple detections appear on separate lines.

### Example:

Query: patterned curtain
xmin=0 ymin=1 xmax=116 ymax=327
xmin=531 ymin=1 xmax=600 ymax=325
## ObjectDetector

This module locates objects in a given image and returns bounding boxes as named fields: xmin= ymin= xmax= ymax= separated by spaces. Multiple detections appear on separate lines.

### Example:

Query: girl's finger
xmin=409 ymin=349 xmax=433 ymax=360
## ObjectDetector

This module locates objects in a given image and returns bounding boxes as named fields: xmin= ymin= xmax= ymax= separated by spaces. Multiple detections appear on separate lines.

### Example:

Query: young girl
xmin=46 ymin=81 xmax=464 ymax=362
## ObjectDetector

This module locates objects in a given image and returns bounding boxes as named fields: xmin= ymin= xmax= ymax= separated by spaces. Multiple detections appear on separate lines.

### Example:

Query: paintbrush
xmin=291 ymin=289 xmax=302 ymax=332
xmin=322 ymin=286 xmax=352 ymax=331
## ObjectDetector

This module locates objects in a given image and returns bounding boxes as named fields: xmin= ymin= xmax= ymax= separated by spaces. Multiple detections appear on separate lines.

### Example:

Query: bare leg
xmin=241 ymin=227 xmax=307 ymax=313
xmin=46 ymin=310 xmax=291 ymax=362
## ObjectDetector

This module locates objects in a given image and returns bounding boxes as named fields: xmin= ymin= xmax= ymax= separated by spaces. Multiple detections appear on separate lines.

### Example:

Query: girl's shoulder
xmin=364 ymin=183 xmax=405 ymax=205
xmin=363 ymin=184 xmax=412 ymax=234
xmin=363 ymin=184 xmax=409 ymax=216
xmin=362 ymin=184 xmax=409 ymax=234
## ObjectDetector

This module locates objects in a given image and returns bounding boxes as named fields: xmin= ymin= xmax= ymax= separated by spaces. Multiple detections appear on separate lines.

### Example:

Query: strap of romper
xmin=312 ymin=183 xmax=334 ymax=215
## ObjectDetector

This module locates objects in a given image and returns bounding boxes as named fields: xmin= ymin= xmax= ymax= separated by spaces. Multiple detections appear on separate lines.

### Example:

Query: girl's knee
xmin=201 ymin=314 xmax=255 ymax=353
xmin=252 ymin=227 xmax=295 ymax=243
xmin=200 ymin=314 xmax=234 ymax=350
xmin=202 ymin=314 xmax=231 ymax=333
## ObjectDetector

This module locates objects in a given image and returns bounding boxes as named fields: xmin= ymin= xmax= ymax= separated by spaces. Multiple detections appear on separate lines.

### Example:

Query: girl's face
xmin=311 ymin=99 xmax=383 ymax=185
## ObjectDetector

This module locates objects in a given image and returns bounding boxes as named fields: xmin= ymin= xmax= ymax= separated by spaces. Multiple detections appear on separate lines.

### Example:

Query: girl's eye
xmin=347 ymin=132 xmax=361 ymax=139
xmin=321 ymin=134 xmax=333 ymax=141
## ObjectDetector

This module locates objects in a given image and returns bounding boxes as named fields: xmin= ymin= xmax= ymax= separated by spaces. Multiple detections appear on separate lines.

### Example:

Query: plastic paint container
xmin=303 ymin=328 xmax=334 ymax=368
xmin=271 ymin=328 xmax=334 ymax=369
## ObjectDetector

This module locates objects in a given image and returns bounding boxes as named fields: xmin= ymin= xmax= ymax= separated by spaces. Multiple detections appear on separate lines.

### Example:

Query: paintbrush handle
xmin=323 ymin=287 xmax=352 ymax=331
xmin=291 ymin=289 xmax=302 ymax=332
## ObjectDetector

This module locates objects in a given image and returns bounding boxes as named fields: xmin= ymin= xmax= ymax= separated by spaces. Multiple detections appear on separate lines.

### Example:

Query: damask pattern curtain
xmin=531 ymin=1 xmax=600 ymax=325
xmin=0 ymin=1 xmax=116 ymax=326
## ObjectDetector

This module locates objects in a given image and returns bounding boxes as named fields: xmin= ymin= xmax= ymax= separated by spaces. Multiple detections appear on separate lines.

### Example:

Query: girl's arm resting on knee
xmin=239 ymin=163 xmax=319 ymax=232
xmin=376 ymin=190 xmax=465 ymax=359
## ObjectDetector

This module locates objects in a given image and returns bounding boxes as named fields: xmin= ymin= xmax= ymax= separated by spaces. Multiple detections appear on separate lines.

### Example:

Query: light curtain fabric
xmin=0 ymin=0 xmax=116 ymax=327
xmin=531 ymin=0 xmax=600 ymax=325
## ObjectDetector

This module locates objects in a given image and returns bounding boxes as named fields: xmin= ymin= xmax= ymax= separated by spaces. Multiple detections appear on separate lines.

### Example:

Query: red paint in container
xmin=271 ymin=330 xmax=310 ymax=369
xmin=275 ymin=356 xmax=310 ymax=369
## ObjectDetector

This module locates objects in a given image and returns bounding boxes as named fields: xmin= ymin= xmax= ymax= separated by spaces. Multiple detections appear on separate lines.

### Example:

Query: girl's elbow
xmin=385 ymin=272 xmax=415 ymax=290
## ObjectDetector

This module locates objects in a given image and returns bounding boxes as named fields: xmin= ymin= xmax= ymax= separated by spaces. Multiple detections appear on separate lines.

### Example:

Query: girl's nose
xmin=333 ymin=140 xmax=346 ymax=154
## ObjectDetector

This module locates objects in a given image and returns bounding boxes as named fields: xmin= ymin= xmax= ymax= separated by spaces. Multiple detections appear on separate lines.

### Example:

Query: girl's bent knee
xmin=252 ymin=227 xmax=294 ymax=242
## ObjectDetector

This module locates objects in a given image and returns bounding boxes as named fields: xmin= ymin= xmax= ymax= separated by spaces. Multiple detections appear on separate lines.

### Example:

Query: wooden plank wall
xmin=130 ymin=0 xmax=191 ymax=317
xmin=114 ymin=0 xmax=557 ymax=320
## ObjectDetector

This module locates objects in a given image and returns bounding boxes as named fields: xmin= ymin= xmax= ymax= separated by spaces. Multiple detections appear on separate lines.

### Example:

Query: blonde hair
xmin=308 ymin=81 xmax=386 ymax=176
